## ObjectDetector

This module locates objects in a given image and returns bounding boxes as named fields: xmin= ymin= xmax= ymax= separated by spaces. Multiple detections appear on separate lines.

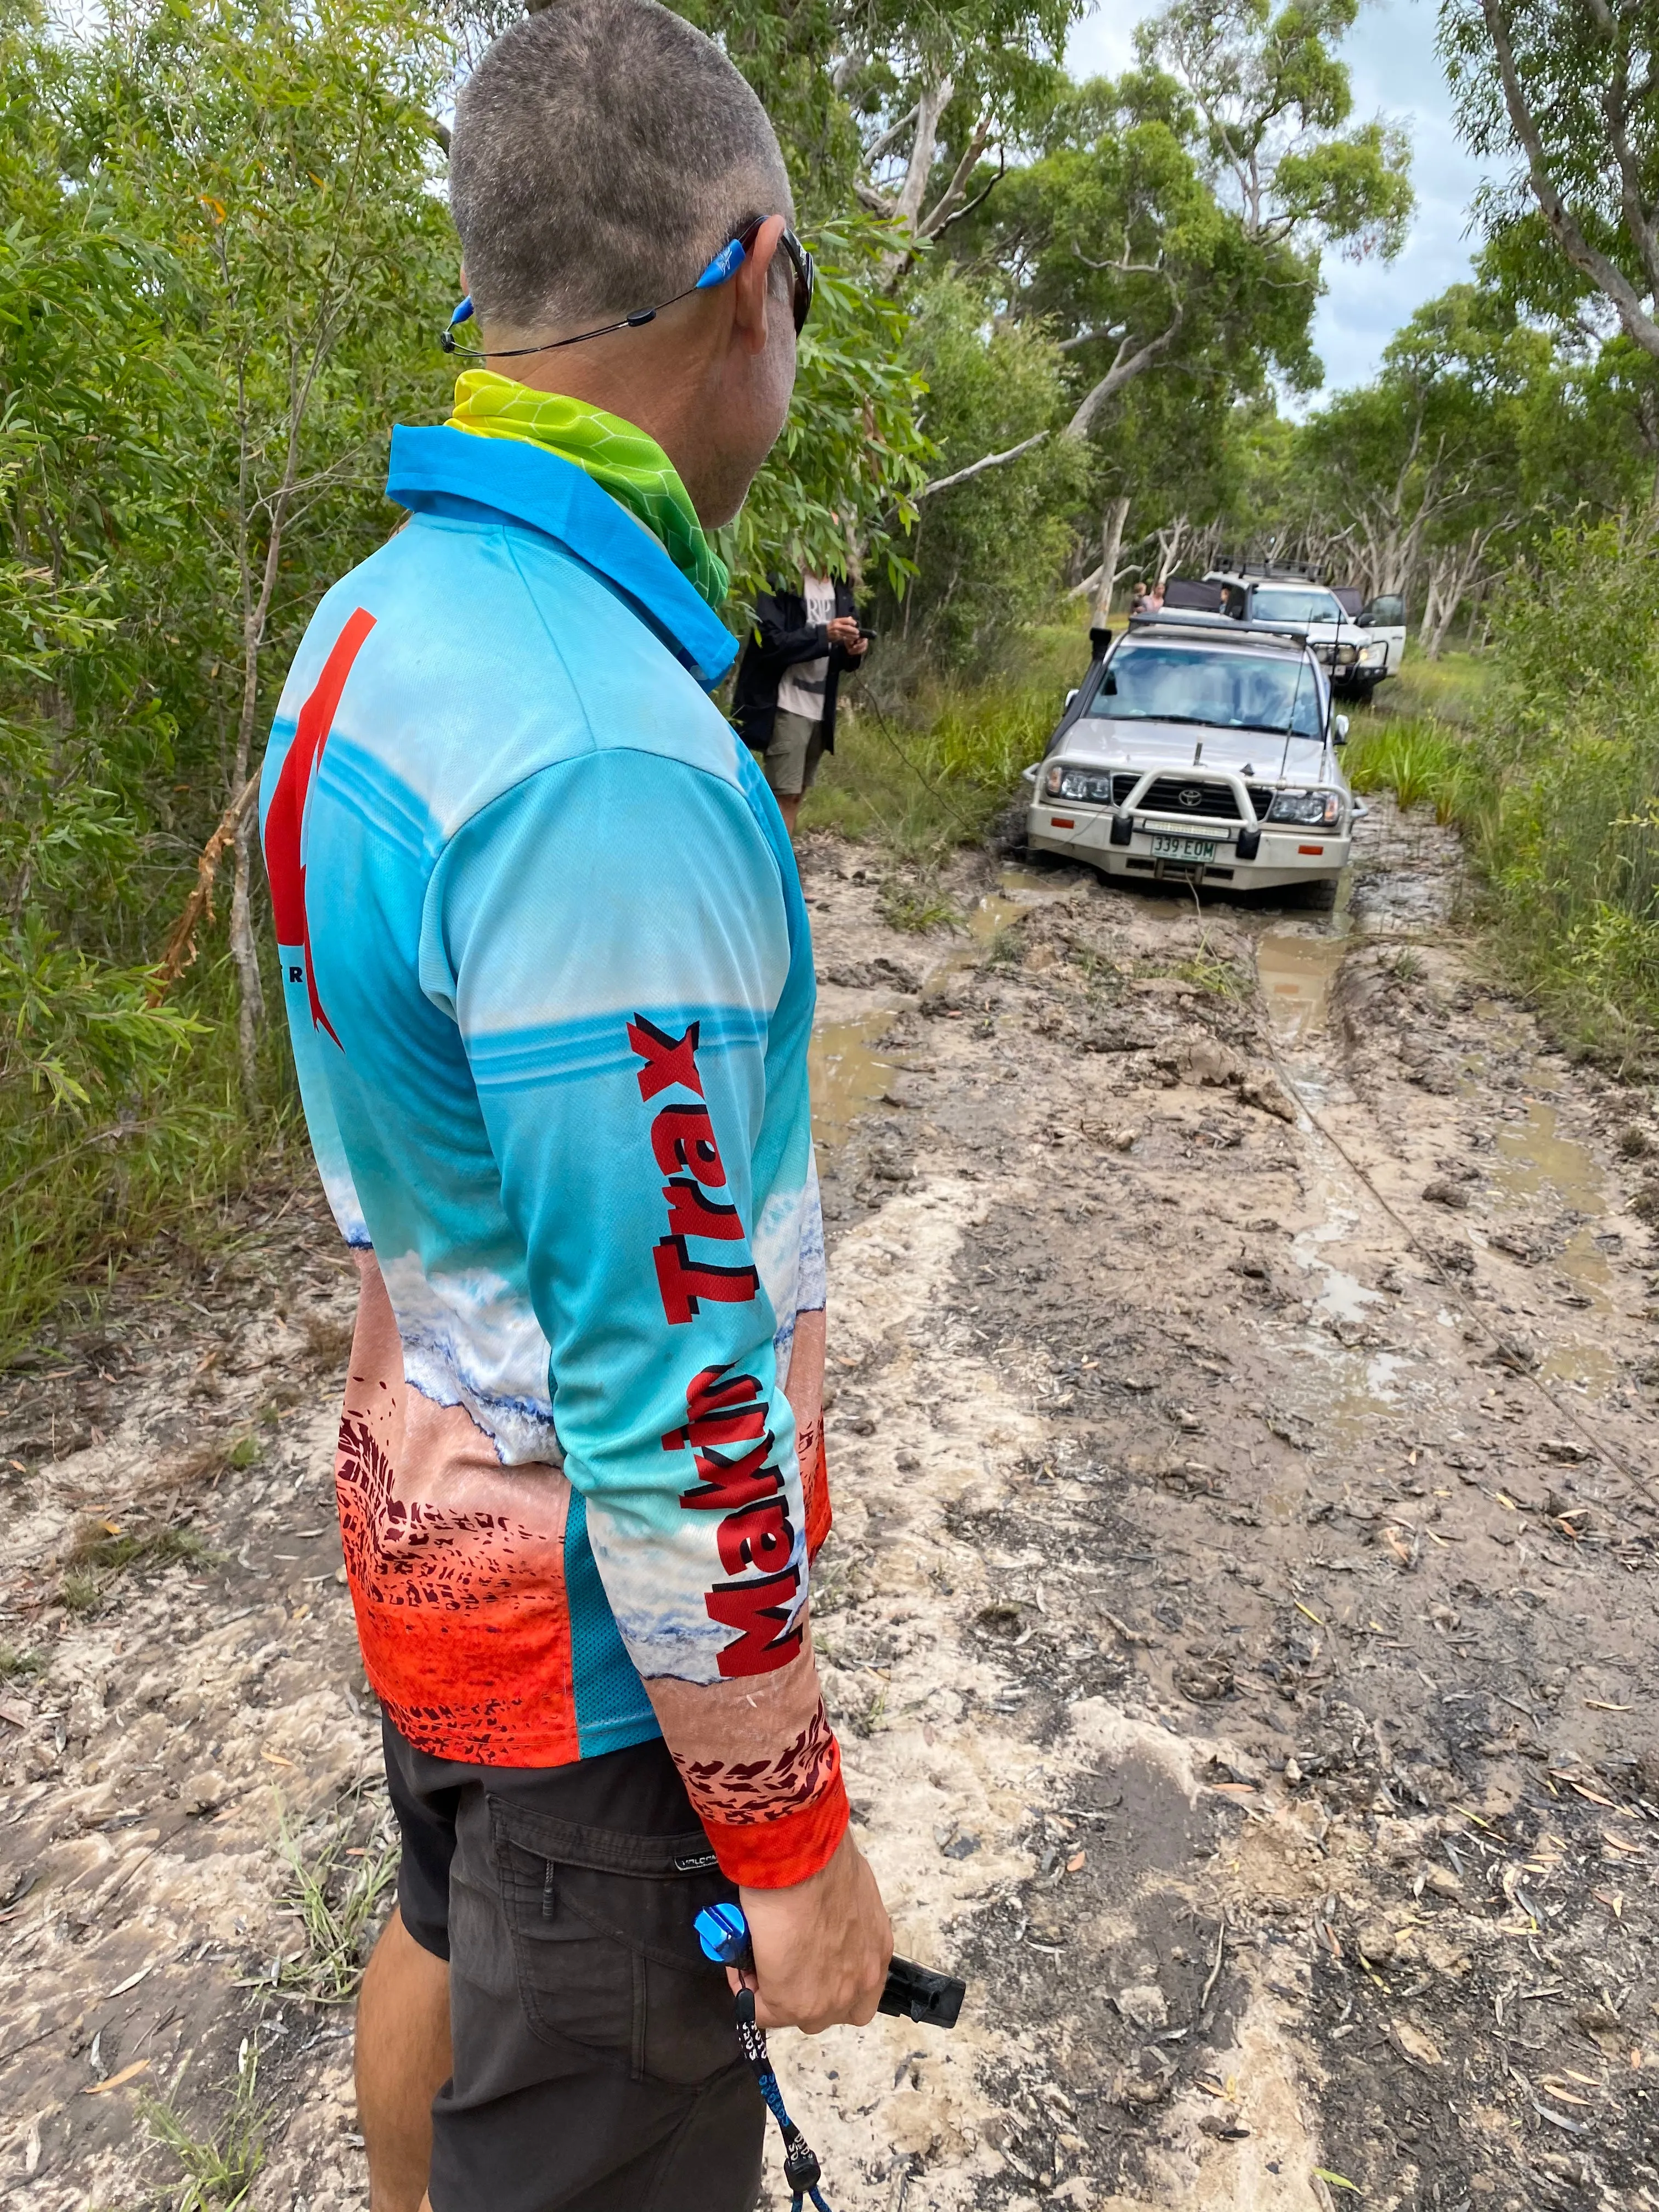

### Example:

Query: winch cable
xmin=1253 ymin=953 xmax=1657 ymax=1514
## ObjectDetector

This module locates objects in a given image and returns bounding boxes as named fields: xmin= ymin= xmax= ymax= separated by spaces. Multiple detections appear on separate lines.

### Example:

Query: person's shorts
xmin=382 ymin=1715 xmax=765 ymax=2212
xmin=759 ymin=707 xmax=826 ymax=799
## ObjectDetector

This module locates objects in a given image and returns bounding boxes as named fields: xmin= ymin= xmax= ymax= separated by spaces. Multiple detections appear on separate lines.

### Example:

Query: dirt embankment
xmin=3 ymin=795 xmax=1658 ymax=2212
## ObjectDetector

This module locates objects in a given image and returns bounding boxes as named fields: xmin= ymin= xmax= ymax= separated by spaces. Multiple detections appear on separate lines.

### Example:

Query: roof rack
xmin=1127 ymin=610 xmax=1310 ymax=648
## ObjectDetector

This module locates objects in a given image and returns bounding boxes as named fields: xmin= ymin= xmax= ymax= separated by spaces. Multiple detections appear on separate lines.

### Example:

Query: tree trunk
xmin=1428 ymin=589 xmax=1464 ymax=661
xmin=1418 ymin=568 xmax=1443 ymax=650
xmin=1091 ymin=496 xmax=1131 ymax=627
xmin=230 ymin=810 xmax=264 ymax=1103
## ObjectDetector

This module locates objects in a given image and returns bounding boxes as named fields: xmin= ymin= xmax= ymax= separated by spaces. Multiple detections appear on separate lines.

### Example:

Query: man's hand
xmin=731 ymin=1828 xmax=891 ymax=2033
xmin=826 ymin=614 xmax=865 ymax=655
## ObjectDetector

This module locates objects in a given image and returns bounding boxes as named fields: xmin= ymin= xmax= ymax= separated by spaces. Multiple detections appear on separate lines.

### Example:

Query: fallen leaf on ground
xmin=83 ymin=2059 xmax=150 ymax=2095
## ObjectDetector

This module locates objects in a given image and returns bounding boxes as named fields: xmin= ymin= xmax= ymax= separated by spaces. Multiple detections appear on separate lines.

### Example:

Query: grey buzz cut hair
xmin=449 ymin=0 xmax=793 ymax=340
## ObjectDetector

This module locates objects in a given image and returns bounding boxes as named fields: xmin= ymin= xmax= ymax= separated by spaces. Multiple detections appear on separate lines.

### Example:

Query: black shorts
xmin=382 ymin=1716 xmax=765 ymax=2212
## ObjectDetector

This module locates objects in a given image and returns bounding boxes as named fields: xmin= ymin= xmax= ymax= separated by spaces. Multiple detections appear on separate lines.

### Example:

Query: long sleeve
xmin=753 ymin=589 xmax=829 ymax=669
xmin=421 ymin=747 xmax=846 ymax=1884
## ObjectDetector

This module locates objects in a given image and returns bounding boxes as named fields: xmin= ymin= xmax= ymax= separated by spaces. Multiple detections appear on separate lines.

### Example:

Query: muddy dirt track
xmin=4 ymin=795 xmax=1659 ymax=2212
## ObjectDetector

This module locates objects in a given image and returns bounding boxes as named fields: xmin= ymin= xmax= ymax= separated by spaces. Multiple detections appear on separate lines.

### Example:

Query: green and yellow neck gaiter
xmin=447 ymin=371 xmax=729 ymax=611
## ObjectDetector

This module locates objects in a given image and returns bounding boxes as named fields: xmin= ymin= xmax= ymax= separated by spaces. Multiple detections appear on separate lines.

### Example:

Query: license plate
xmin=1149 ymin=834 xmax=1217 ymax=863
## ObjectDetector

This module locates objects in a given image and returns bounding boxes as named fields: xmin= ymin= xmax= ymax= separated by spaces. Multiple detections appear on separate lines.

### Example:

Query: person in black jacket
xmin=732 ymin=568 xmax=867 ymax=832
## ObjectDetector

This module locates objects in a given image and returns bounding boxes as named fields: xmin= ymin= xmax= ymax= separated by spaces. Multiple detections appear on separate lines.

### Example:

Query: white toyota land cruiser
xmin=1024 ymin=612 xmax=1354 ymax=902
xmin=1207 ymin=570 xmax=1403 ymax=700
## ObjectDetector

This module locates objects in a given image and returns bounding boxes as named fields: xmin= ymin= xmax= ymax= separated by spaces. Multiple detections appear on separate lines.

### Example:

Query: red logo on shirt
xmin=630 ymin=1018 xmax=759 ymax=1325
xmin=263 ymin=606 xmax=377 ymax=1046
xmin=663 ymin=1365 xmax=801 ymax=1677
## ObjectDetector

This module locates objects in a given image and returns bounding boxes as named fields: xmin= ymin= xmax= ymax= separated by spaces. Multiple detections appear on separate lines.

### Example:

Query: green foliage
xmin=890 ymin=274 xmax=1084 ymax=654
xmin=802 ymin=668 xmax=1060 ymax=858
xmin=1356 ymin=520 xmax=1659 ymax=1068
xmin=1345 ymin=719 xmax=1469 ymax=817
xmin=724 ymin=217 xmax=931 ymax=598
xmin=268 ymin=1801 xmax=400 ymax=2003
xmin=1145 ymin=0 xmax=1413 ymax=260
xmin=1463 ymin=520 xmax=1659 ymax=1062
xmin=0 ymin=0 xmax=454 ymax=1351
xmin=1439 ymin=0 xmax=1659 ymax=364
xmin=142 ymin=2039 xmax=269 ymax=2211
xmin=57 ymin=1515 xmax=210 ymax=1610
xmin=878 ymin=877 xmax=963 ymax=933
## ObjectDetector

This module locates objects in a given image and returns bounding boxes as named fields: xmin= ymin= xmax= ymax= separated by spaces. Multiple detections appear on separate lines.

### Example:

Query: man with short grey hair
xmin=258 ymin=3 xmax=891 ymax=2207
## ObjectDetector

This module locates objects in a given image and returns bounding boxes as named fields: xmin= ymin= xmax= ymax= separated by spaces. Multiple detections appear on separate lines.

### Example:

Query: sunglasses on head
xmin=442 ymin=216 xmax=814 ymax=358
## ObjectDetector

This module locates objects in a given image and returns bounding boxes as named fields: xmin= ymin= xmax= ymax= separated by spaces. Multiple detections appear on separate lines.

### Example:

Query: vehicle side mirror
xmin=1334 ymin=714 xmax=1350 ymax=744
xmin=1064 ymin=689 xmax=1078 ymax=710
xmin=1355 ymin=610 xmax=1373 ymax=627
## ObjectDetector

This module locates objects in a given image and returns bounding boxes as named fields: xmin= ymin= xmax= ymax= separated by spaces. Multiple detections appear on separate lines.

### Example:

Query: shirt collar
xmin=386 ymin=424 xmax=737 ymax=691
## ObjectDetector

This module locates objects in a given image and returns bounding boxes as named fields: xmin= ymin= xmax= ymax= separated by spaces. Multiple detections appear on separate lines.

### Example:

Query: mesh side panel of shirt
xmin=564 ymin=1486 xmax=663 ymax=1757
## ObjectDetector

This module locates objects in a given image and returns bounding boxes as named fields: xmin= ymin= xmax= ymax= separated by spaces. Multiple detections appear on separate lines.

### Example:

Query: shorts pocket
xmin=489 ymin=1797 xmax=740 ymax=2088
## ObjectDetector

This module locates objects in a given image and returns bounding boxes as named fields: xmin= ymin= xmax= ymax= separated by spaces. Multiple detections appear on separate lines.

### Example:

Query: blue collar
xmin=386 ymin=425 xmax=737 ymax=691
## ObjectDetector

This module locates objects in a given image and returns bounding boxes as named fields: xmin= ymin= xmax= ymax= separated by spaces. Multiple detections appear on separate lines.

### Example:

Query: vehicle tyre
xmin=1294 ymin=874 xmax=1341 ymax=912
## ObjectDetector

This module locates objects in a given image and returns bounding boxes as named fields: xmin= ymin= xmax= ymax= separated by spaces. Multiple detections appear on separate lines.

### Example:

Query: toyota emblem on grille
xmin=1178 ymin=786 xmax=1204 ymax=808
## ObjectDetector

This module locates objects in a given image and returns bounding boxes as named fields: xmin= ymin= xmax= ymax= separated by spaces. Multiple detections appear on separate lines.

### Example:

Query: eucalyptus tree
xmin=1291 ymin=283 xmax=1559 ymax=646
xmin=1440 ymin=0 xmax=1659 ymax=365
xmin=922 ymin=1 xmax=1412 ymax=618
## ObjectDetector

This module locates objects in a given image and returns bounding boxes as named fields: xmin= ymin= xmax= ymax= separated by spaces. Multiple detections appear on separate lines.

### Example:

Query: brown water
xmin=1492 ymin=1098 xmax=1620 ymax=1387
xmin=1494 ymin=1097 xmax=1602 ymax=1214
xmin=809 ymin=1012 xmax=898 ymax=1155
xmin=1255 ymin=931 xmax=1351 ymax=1043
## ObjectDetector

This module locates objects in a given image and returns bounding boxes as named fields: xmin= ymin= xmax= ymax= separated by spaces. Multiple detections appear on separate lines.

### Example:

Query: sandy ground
xmin=3 ymin=793 xmax=1658 ymax=2212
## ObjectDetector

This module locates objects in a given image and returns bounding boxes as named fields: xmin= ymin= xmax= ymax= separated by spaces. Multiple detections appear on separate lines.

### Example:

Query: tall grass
xmin=800 ymin=615 xmax=1084 ymax=857
xmin=0 ymin=953 xmax=298 ymax=1360
xmin=1346 ymin=719 xmax=1469 ymax=816
xmin=1348 ymin=518 xmax=1659 ymax=1068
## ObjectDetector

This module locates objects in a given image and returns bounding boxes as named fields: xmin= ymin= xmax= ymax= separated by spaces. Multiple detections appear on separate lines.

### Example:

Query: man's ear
xmin=730 ymin=216 xmax=787 ymax=357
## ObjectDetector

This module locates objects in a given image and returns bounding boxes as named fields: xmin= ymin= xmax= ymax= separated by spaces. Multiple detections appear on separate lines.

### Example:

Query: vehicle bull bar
xmin=1104 ymin=765 xmax=1265 ymax=859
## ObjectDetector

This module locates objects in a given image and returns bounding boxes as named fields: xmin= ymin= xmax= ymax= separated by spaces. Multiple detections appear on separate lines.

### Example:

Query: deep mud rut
xmin=4 ymin=796 xmax=1659 ymax=2212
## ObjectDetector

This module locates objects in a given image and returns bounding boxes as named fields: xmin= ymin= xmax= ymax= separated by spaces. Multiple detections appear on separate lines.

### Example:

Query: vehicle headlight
xmin=1333 ymin=642 xmax=1358 ymax=667
xmin=1042 ymin=763 xmax=1117 ymax=804
xmin=1268 ymin=788 xmax=1345 ymax=828
xmin=1357 ymin=640 xmax=1388 ymax=667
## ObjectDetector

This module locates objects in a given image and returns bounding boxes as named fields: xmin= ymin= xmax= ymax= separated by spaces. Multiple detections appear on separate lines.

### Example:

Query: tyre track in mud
xmin=2 ymin=797 xmax=1657 ymax=2211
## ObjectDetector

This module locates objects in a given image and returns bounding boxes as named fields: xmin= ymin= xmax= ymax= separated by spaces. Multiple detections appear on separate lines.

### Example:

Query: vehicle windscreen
xmin=1087 ymin=642 xmax=1324 ymax=740
xmin=1249 ymin=586 xmax=1345 ymax=625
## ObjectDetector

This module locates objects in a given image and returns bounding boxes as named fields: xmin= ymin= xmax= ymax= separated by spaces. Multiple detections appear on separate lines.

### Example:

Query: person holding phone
xmin=732 ymin=567 xmax=868 ymax=832
xmin=258 ymin=4 xmax=891 ymax=2207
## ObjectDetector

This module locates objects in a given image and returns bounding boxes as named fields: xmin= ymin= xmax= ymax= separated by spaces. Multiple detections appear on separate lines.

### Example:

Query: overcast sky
xmin=1067 ymin=0 xmax=1507 ymax=400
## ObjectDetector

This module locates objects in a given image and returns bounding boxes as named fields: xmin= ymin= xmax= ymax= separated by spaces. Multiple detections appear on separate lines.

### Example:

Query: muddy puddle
xmin=918 ymin=865 xmax=1066 ymax=1007
xmin=809 ymin=1011 xmax=898 ymax=1154
xmin=1491 ymin=1096 xmax=1622 ymax=1387
xmin=1254 ymin=929 xmax=1350 ymax=1043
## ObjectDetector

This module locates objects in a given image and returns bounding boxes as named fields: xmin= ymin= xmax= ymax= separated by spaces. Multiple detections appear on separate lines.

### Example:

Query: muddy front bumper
xmin=1026 ymin=801 xmax=1351 ymax=890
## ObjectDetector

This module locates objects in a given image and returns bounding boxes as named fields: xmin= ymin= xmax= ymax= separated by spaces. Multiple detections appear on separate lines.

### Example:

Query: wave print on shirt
xmin=311 ymin=1126 xmax=370 ymax=1249
xmin=750 ymin=1154 xmax=826 ymax=1385
xmin=377 ymin=1251 xmax=560 ymax=1466
xmin=585 ymin=1480 xmax=809 ymax=1685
